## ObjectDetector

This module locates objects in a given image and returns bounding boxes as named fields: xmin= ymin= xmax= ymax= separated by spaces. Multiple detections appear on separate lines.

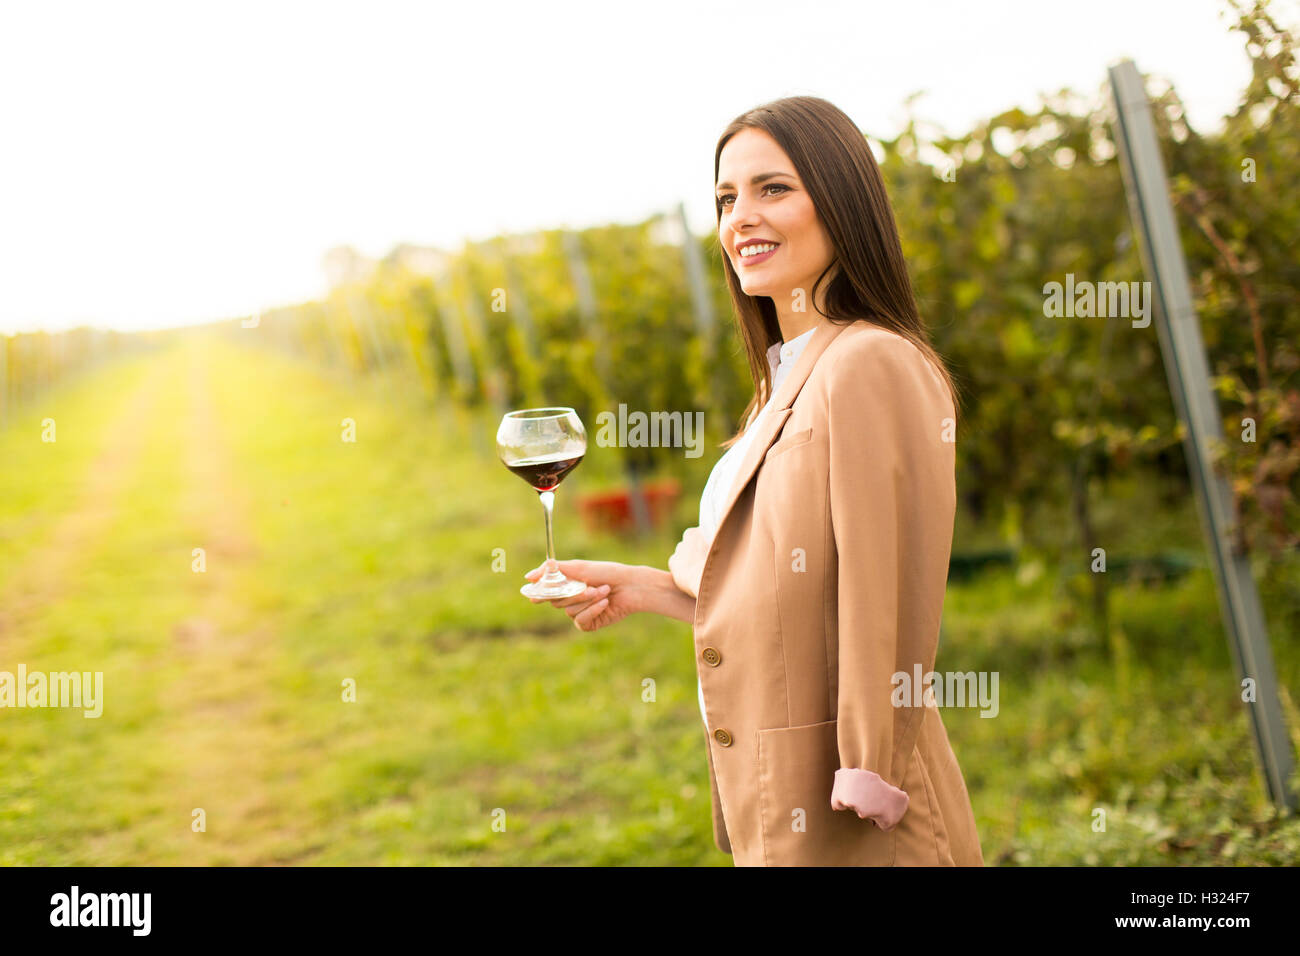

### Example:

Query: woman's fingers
xmin=562 ymin=588 xmax=608 ymax=618
xmin=564 ymin=585 xmax=608 ymax=606
xmin=572 ymin=597 xmax=610 ymax=631
xmin=517 ymin=558 xmax=614 ymax=630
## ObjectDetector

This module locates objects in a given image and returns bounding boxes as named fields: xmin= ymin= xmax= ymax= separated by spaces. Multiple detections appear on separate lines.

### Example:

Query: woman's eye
xmin=717 ymin=184 xmax=788 ymax=207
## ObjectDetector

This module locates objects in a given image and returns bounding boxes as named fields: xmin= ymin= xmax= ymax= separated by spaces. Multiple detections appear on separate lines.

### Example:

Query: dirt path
xmin=0 ymin=363 xmax=164 ymax=643
xmin=155 ymin=339 xmax=279 ymax=863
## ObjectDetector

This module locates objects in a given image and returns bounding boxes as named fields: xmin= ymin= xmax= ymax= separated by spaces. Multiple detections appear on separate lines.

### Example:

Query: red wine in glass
xmin=504 ymin=452 xmax=584 ymax=493
xmin=497 ymin=407 xmax=588 ymax=600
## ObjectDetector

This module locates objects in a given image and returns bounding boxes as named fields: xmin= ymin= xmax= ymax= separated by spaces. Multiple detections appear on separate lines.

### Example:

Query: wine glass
xmin=497 ymin=407 xmax=589 ymax=599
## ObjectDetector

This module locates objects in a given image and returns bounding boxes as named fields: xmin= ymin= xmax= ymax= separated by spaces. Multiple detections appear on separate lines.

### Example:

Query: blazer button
xmin=714 ymin=728 xmax=733 ymax=747
xmin=701 ymin=646 xmax=721 ymax=666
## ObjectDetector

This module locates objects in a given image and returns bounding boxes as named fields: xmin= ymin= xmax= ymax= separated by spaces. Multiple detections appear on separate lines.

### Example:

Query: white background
xmin=1 ymin=0 xmax=1293 ymax=333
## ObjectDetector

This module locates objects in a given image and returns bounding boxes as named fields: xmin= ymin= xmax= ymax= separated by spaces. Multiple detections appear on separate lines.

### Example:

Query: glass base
xmin=521 ymin=576 xmax=587 ymax=600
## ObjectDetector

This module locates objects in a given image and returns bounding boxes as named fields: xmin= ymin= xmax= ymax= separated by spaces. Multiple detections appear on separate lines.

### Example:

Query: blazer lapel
xmin=709 ymin=318 xmax=852 ymax=551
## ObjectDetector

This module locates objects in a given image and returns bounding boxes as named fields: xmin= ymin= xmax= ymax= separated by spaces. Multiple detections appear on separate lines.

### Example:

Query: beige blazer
xmin=684 ymin=319 xmax=983 ymax=866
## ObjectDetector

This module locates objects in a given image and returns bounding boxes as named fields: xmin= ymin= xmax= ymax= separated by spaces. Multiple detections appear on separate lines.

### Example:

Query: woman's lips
xmin=737 ymin=244 xmax=779 ymax=267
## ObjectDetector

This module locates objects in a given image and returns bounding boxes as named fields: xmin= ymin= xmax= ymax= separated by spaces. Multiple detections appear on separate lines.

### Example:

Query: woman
xmin=525 ymin=96 xmax=983 ymax=867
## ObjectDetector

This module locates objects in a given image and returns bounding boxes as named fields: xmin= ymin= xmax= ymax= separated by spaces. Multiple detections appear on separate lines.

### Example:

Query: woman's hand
xmin=830 ymin=767 xmax=910 ymax=831
xmin=523 ymin=559 xmax=638 ymax=632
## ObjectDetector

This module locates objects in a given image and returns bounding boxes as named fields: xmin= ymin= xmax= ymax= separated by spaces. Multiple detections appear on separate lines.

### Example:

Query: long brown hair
xmin=714 ymin=95 xmax=960 ymax=448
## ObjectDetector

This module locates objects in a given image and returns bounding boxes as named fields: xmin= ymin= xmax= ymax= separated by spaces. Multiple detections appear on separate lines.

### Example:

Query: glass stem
xmin=538 ymin=490 xmax=565 ymax=584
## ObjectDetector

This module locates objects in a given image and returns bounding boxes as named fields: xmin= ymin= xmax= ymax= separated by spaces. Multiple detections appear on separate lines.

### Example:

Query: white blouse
xmin=693 ymin=325 xmax=817 ymax=728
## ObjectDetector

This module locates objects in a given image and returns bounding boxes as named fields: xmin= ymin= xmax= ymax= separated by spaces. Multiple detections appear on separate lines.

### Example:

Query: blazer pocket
xmin=763 ymin=427 xmax=813 ymax=462
xmin=757 ymin=718 xmax=897 ymax=866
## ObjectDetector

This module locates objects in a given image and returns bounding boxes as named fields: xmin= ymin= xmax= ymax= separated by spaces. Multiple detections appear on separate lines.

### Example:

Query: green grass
xmin=0 ymin=330 xmax=1297 ymax=865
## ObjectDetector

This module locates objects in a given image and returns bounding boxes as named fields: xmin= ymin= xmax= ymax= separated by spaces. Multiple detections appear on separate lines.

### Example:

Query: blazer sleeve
xmin=825 ymin=334 xmax=956 ymax=831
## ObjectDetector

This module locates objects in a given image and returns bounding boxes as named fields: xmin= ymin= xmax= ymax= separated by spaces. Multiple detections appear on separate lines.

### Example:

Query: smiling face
xmin=716 ymin=127 xmax=838 ymax=311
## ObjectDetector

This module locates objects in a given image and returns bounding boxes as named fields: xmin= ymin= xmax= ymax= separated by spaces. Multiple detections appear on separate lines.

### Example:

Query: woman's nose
xmin=729 ymin=194 xmax=760 ymax=224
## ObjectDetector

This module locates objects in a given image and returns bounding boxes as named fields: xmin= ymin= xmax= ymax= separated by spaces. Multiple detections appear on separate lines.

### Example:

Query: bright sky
xmin=1 ymin=0 xmax=1292 ymax=334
